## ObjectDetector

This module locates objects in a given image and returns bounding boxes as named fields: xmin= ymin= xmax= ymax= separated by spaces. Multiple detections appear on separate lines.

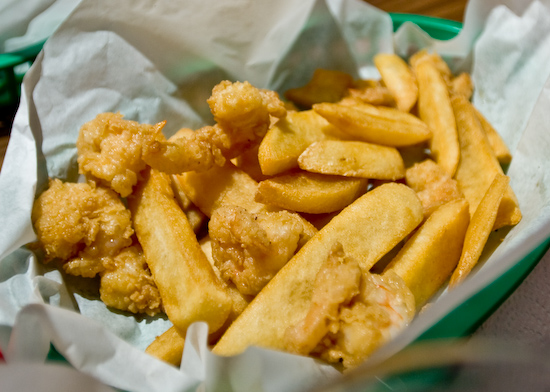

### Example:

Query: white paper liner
xmin=1 ymin=0 xmax=550 ymax=391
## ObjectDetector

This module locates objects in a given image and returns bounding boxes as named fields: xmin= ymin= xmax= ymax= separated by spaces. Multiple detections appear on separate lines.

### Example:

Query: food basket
xmin=36 ymin=11 xmax=550 ymax=366
xmin=2 ymin=0 xmax=550 ymax=391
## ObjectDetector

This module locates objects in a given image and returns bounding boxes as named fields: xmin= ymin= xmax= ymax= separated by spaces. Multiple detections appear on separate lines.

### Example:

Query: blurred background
xmin=0 ymin=0 xmax=467 ymax=170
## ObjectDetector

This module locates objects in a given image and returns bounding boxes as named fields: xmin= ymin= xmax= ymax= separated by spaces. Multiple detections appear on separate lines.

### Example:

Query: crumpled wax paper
xmin=1 ymin=0 xmax=550 ymax=391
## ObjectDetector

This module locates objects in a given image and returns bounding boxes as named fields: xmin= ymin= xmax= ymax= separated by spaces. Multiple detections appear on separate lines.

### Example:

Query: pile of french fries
xmin=32 ymin=47 xmax=521 ymax=371
xmin=142 ymin=49 xmax=521 ymax=369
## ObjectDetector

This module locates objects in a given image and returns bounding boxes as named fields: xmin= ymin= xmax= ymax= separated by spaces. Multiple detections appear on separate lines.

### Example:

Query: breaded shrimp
xmin=100 ymin=244 xmax=162 ymax=316
xmin=77 ymin=112 xmax=163 ymax=197
xmin=142 ymin=81 xmax=286 ymax=174
xmin=285 ymin=243 xmax=415 ymax=370
xmin=209 ymin=205 xmax=314 ymax=296
xmin=32 ymin=179 xmax=162 ymax=315
xmin=31 ymin=179 xmax=134 ymax=274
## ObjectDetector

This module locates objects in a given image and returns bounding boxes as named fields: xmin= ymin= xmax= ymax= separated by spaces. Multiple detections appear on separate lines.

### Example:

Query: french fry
xmin=384 ymin=198 xmax=470 ymax=308
xmin=347 ymin=80 xmax=397 ymax=107
xmin=256 ymin=171 xmax=367 ymax=214
xmin=313 ymin=102 xmax=431 ymax=147
xmin=213 ymin=183 xmax=423 ymax=356
xmin=258 ymin=110 xmax=337 ymax=176
xmin=174 ymin=161 xmax=273 ymax=217
xmin=450 ymin=174 xmax=509 ymax=287
xmin=285 ymin=68 xmax=354 ymax=108
xmin=232 ymin=144 xmax=270 ymax=182
xmin=409 ymin=49 xmax=452 ymax=80
xmin=373 ymin=53 xmax=418 ymax=112
xmin=146 ymin=327 xmax=185 ymax=367
xmin=472 ymin=105 xmax=512 ymax=165
xmin=451 ymin=94 xmax=521 ymax=229
xmin=298 ymin=140 xmax=405 ymax=180
xmin=128 ymin=168 xmax=233 ymax=334
xmin=414 ymin=58 xmax=459 ymax=176
xmin=449 ymin=72 xmax=474 ymax=100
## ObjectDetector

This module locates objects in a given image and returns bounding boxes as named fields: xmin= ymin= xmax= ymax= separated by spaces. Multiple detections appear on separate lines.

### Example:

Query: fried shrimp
xmin=77 ymin=112 xmax=164 ymax=197
xmin=31 ymin=179 xmax=134 ymax=272
xmin=31 ymin=179 xmax=162 ymax=315
xmin=285 ymin=243 xmax=415 ymax=369
xmin=100 ymin=244 xmax=162 ymax=316
xmin=142 ymin=81 xmax=287 ymax=174
xmin=209 ymin=205 xmax=314 ymax=296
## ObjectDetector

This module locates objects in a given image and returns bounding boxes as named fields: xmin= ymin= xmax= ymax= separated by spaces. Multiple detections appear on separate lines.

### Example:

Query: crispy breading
xmin=76 ymin=112 xmax=162 ymax=197
xmin=142 ymin=81 xmax=286 ymax=174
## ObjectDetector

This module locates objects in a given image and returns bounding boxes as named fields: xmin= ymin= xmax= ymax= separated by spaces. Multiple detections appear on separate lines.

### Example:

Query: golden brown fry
xmin=374 ymin=53 xmax=418 ymax=112
xmin=258 ymin=110 xmax=337 ymax=176
xmin=449 ymin=174 xmax=509 ymax=287
xmin=472 ymin=106 xmax=512 ymax=165
xmin=285 ymin=69 xmax=354 ymax=108
xmin=298 ymin=140 xmax=405 ymax=180
xmin=256 ymin=171 xmax=367 ymax=214
xmin=384 ymin=199 xmax=470 ymax=308
xmin=449 ymin=72 xmax=474 ymax=100
xmin=146 ymin=327 xmax=185 ymax=367
xmin=128 ymin=168 xmax=233 ymax=334
xmin=409 ymin=49 xmax=452 ymax=80
xmin=414 ymin=58 xmax=459 ymax=176
xmin=347 ymin=80 xmax=397 ymax=107
xmin=213 ymin=183 xmax=423 ymax=356
xmin=232 ymin=144 xmax=270 ymax=182
xmin=174 ymin=161 xmax=272 ymax=217
xmin=313 ymin=102 xmax=431 ymax=147
xmin=170 ymin=174 xmax=207 ymax=234
xmin=451 ymin=94 xmax=521 ymax=230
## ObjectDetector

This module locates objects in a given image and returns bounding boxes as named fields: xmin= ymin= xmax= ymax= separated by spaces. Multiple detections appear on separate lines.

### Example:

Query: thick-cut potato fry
xmin=174 ymin=161 xmax=274 ymax=217
xmin=256 ymin=171 xmax=367 ymax=214
xmin=450 ymin=174 xmax=509 ymax=287
xmin=313 ymin=102 xmax=431 ymax=147
xmin=145 ymin=234 xmax=255 ymax=367
xmin=384 ymin=198 xmax=470 ymax=308
xmin=128 ymin=168 xmax=233 ymax=334
xmin=213 ymin=183 xmax=423 ymax=356
xmin=285 ymin=69 xmax=354 ymax=108
xmin=146 ymin=327 xmax=185 ymax=367
xmin=414 ymin=58 xmax=459 ymax=176
xmin=298 ymin=140 xmax=405 ymax=180
xmin=374 ymin=53 xmax=418 ymax=112
xmin=472 ymin=105 xmax=512 ymax=165
xmin=347 ymin=80 xmax=397 ymax=107
xmin=232 ymin=144 xmax=270 ymax=182
xmin=451 ymin=94 xmax=521 ymax=230
xmin=258 ymin=110 xmax=337 ymax=176
xmin=409 ymin=49 xmax=452 ymax=80
xmin=449 ymin=72 xmax=474 ymax=100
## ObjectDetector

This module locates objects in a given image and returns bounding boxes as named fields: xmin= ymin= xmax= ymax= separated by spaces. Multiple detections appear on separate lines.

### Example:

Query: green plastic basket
xmin=39 ymin=11 xmax=549 ymax=387
xmin=0 ymin=40 xmax=45 ymax=108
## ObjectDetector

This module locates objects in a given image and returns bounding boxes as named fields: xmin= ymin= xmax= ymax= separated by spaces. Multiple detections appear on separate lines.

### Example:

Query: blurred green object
xmin=0 ymin=40 xmax=45 ymax=108
xmin=390 ymin=13 xmax=462 ymax=40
